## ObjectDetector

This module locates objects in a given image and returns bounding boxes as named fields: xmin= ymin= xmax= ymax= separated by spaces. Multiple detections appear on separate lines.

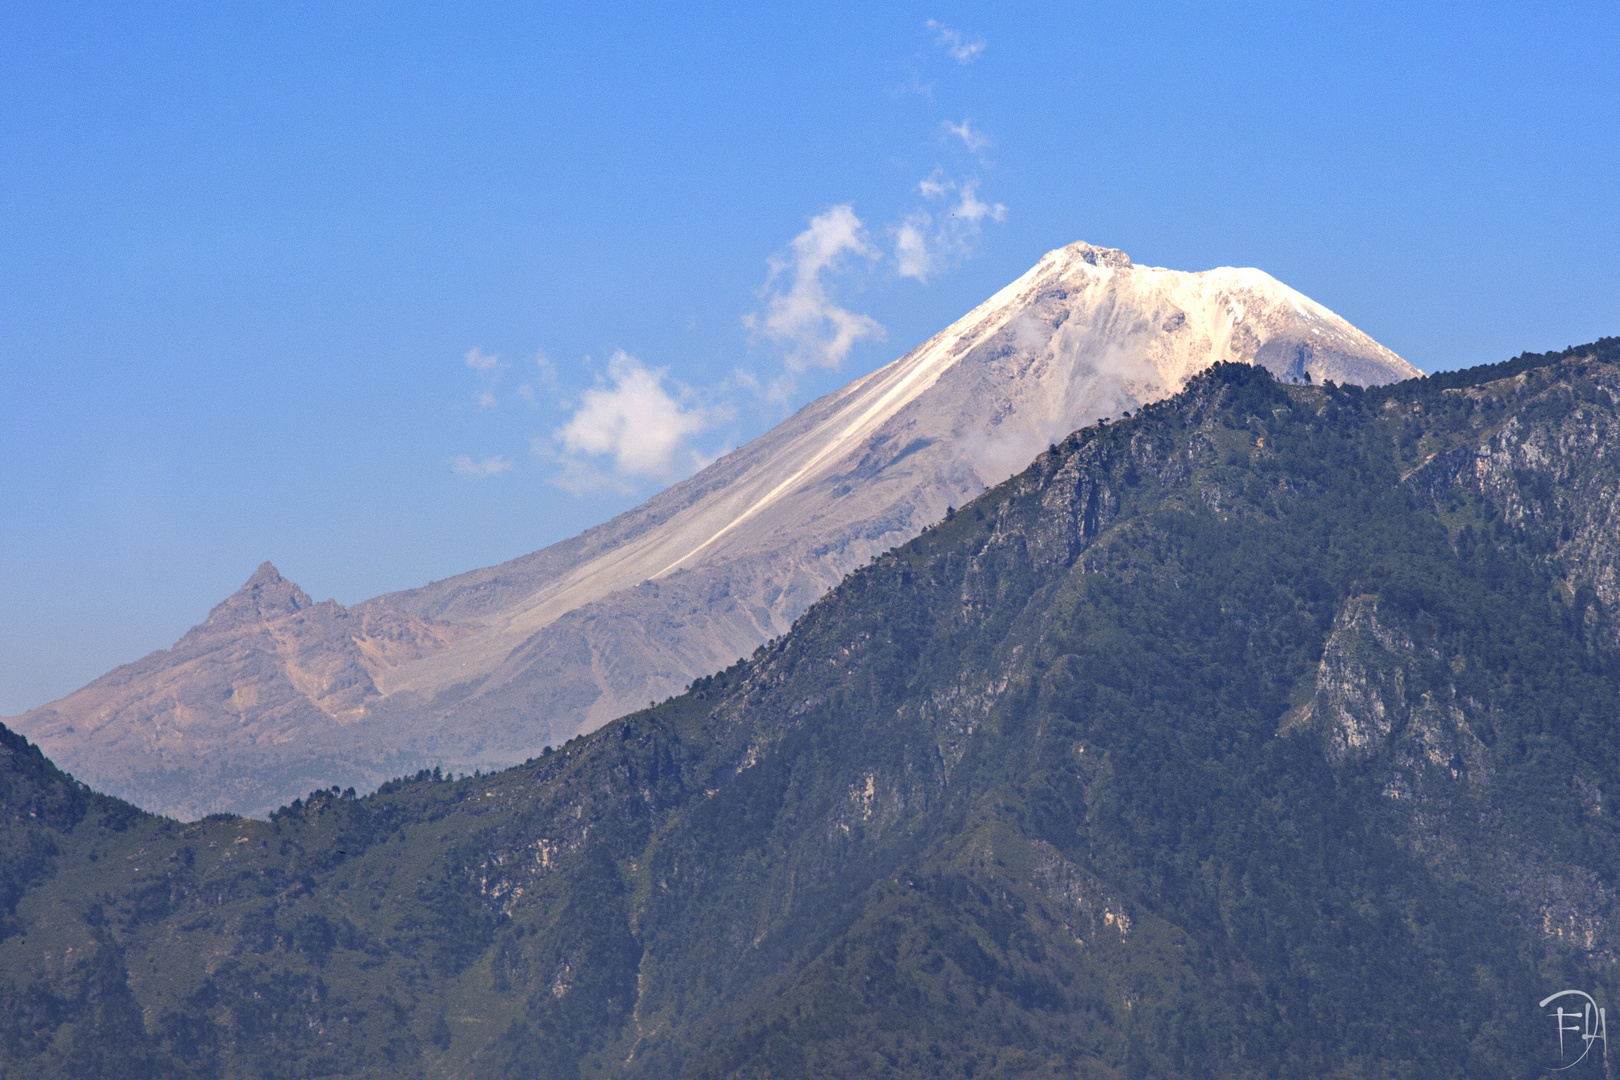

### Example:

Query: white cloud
xmin=892 ymin=176 xmax=1008 ymax=283
xmin=464 ymin=347 xmax=508 ymax=409
xmin=552 ymin=350 xmax=722 ymax=484
xmin=448 ymin=454 xmax=513 ymax=477
xmin=926 ymin=19 xmax=986 ymax=64
xmin=745 ymin=205 xmax=885 ymax=373
xmin=946 ymin=119 xmax=990 ymax=153
xmin=894 ymin=211 xmax=937 ymax=282
xmin=951 ymin=180 xmax=1007 ymax=226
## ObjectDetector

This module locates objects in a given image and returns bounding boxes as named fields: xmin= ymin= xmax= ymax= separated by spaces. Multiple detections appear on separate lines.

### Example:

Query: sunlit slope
xmin=10 ymin=242 xmax=1419 ymax=818
xmin=370 ymin=242 xmax=1416 ymax=700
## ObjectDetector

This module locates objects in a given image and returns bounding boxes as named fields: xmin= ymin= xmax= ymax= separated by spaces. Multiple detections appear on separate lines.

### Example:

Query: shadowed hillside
xmin=2 ymin=339 xmax=1618 ymax=1078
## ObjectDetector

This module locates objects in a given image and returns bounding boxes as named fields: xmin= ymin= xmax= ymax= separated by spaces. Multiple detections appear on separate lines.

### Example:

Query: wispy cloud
xmin=926 ymin=19 xmax=985 ymax=64
xmin=464 ymin=347 xmax=508 ymax=409
xmin=542 ymin=454 xmax=638 ymax=497
xmin=894 ymin=212 xmax=937 ymax=282
xmin=516 ymin=351 xmax=560 ymax=409
xmin=945 ymin=119 xmax=990 ymax=153
xmin=547 ymin=350 xmax=724 ymax=491
xmin=892 ymin=176 xmax=1007 ymax=283
xmin=448 ymin=454 xmax=513 ymax=477
xmin=951 ymin=180 xmax=1007 ymax=227
xmin=745 ymin=205 xmax=886 ymax=375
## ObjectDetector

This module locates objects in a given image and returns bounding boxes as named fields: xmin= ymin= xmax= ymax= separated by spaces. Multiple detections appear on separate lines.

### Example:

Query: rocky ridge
xmin=11 ymin=565 xmax=461 ymax=817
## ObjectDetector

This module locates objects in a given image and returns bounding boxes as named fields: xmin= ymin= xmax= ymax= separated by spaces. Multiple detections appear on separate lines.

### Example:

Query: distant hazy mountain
xmin=8 ymin=242 xmax=1420 ymax=818
xmin=3 ymin=343 xmax=1618 ymax=1079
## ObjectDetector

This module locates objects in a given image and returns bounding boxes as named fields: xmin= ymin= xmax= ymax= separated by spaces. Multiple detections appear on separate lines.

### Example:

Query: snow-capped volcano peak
xmin=13 ymin=241 xmax=1421 ymax=818
xmin=352 ymin=239 xmax=1420 ymax=731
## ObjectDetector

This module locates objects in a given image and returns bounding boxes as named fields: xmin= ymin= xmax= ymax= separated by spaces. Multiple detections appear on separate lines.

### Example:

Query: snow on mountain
xmin=10 ymin=242 xmax=1421 ymax=818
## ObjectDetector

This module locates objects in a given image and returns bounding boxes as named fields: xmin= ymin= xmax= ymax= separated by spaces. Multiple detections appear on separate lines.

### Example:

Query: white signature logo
xmin=1541 ymin=990 xmax=1608 ymax=1070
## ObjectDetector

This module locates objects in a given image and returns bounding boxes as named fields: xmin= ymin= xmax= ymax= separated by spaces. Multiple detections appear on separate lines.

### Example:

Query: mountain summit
xmin=9 ymin=242 xmax=1420 ymax=818
xmin=201 ymin=561 xmax=312 ymax=627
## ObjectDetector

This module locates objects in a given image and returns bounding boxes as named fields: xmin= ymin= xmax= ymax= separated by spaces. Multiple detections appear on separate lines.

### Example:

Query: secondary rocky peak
xmin=200 ymin=561 xmax=315 ymax=631
xmin=246 ymin=560 xmax=284 ymax=588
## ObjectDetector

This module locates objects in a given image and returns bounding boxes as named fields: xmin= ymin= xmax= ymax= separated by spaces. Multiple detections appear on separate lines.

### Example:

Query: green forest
xmin=3 ymin=338 xmax=1620 ymax=1079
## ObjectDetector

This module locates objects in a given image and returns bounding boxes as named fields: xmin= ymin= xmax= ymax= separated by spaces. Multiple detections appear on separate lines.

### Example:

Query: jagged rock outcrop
xmin=1407 ymin=362 xmax=1620 ymax=620
xmin=10 ymin=563 xmax=460 ymax=819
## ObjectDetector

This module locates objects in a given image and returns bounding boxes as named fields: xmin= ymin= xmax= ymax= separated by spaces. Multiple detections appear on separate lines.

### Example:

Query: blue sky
xmin=3 ymin=1 xmax=1617 ymax=714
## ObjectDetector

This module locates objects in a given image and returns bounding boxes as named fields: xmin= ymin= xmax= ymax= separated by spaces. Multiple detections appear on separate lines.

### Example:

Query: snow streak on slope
xmin=11 ymin=241 xmax=1422 ymax=817
xmin=380 ymin=240 xmax=1415 ymax=677
xmin=650 ymin=272 xmax=1037 ymax=578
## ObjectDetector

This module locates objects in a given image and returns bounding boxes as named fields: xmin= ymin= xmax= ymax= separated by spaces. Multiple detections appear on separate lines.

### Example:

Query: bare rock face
xmin=9 ymin=563 xmax=462 ymax=819
xmin=1408 ymin=366 xmax=1620 ymax=617
xmin=8 ymin=242 xmax=1421 ymax=818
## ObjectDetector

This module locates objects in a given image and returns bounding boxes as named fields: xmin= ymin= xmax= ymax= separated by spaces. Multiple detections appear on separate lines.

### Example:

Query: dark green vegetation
xmin=5 ymin=339 xmax=1620 ymax=1079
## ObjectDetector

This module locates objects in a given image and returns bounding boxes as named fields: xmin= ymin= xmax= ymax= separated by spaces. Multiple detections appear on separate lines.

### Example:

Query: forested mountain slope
xmin=2 ymin=339 xmax=1618 ymax=1079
